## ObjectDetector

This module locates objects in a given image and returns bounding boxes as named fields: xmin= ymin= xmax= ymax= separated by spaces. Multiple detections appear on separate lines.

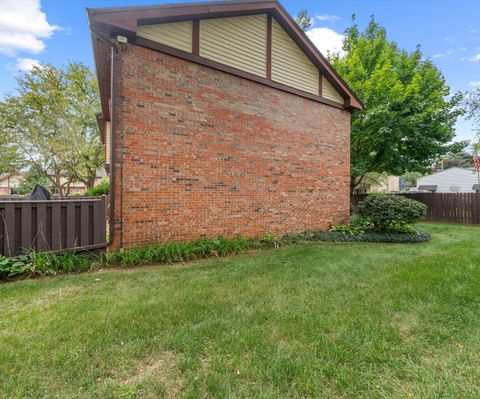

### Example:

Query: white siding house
xmin=416 ymin=167 xmax=480 ymax=193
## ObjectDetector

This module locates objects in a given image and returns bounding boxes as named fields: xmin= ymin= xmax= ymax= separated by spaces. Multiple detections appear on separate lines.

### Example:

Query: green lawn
xmin=1 ymin=223 xmax=480 ymax=398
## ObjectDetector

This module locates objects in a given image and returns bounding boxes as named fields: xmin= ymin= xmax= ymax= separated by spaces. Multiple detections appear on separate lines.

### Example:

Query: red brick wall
xmin=112 ymin=44 xmax=351 ymax=249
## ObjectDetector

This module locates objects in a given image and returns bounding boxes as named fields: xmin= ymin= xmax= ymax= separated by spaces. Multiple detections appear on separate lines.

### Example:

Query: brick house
xmin=88 ymin=0 xmax=362 ymax=250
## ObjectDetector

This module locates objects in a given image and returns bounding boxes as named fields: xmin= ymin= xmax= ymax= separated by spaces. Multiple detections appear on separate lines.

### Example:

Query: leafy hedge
xmin=356 ymin=194 xmax=427 ymax=230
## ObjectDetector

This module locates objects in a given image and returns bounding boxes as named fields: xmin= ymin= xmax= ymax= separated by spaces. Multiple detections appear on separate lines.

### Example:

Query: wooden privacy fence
xmin=351 ymin=193 xmax=480 ymax=225
xmin=0 ymin=196 xmax=107 ymax=257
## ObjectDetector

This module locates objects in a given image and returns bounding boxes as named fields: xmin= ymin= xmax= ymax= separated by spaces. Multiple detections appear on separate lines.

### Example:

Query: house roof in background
xmin=87 ymin=0 xmax=363 ymax=120
xmin=423 ymin=167 xmax=475 ymax=178
xmin=0 ymin=172 xmax=21 ymax=183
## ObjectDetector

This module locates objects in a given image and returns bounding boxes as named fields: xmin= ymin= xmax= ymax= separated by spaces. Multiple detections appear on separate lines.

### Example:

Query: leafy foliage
xmin=356 ymin=194 xmax=427 ymax=230
xmin=0 ymin=252 xmax=92 ymax=279
xmin=0 ymin=132 xmax=22 ymax=175
xmin=330 ymin=17 xmax=464 ymax=192
xmin=295 ymin=9 xmax=312 ymax=31
xmin=466 ymin=86 xmax=480 ymax=135
xmin=0 ymin=63 xmax=103 ymax=196
xmin=86 ymin=178 xmax=109 ymax=196
xmin=104 ymin=237 xmax=259 ymax=267
xmin=402 ymin=171 xmax=425 ymax=187
xmin=330 ymin=224 xmax=364 ymax=236
xmin=16 ymin=166 xmax=49 ymax=195
xmin=313 ymin=229 xmax=431 ymax=243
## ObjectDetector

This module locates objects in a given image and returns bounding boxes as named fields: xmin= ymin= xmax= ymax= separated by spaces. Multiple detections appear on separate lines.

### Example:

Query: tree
xmin=16 ymin=166 xmax=49 ymax=195
xmin=0 ymin=63 xmax=103 ymax=196
xmin=330 ymin=17 xmax=464 ymax=193
xmin=466 ymin=86 xmax=480 ymax=135
xmin=295 ymin=9 xmax=312 ymax=31
xmin=402 ymin=171 xmax=424 ymax=187
xmin=0 ymin=131 xmax=22 ymax=174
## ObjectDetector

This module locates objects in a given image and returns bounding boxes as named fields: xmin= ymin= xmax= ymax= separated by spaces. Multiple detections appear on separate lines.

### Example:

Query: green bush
xmin=356 ymin=194 xmax=427 ymax=231
xmin=86 ymin=178 xmax=109 ymax=196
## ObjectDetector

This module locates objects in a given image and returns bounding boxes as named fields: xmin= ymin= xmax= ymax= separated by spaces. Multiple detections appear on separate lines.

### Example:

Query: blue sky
xmin=0 ymin=0 xmax=479 ymax=142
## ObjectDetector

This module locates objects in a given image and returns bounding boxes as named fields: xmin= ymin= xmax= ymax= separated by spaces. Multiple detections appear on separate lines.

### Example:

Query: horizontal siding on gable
xmin=271 ymin=19 xmax=319 ymax=95
xmin=200 ymin=14 xmax=267 ymax=77
xmin=322 ymin=76 xmax=344 ymax=104
xmin=137 ymin=21 xmax=193 ymax=53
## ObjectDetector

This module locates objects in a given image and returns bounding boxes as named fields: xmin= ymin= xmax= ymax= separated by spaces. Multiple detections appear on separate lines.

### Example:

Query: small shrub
xmin=330 ymin=224 xmax=364 ymax=236
xmin=260 ymin=233 xmax=282 ymax=248
xmin=86 ymin=178 xmax=109 ymax=196
xmin=356 ymin=194 xmax=427 ymax=231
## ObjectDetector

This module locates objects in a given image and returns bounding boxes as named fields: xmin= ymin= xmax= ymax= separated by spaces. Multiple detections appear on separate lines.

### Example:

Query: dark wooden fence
xmin=0 ymin=196 xmax=107 ymax=257
xmin=352 ymin=193 xmax=480 ymax=225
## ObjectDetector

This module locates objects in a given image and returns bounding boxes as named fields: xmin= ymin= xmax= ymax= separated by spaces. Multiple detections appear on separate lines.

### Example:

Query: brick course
xmin=112 ymin=44 xmax=351 ymax=249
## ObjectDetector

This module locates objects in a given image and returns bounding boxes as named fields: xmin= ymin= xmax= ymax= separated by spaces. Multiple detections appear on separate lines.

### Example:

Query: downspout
xmin=92 ymin=30 xmax=121 ymax=249
xmin=109 ymin=44 xmax=119 ymax=248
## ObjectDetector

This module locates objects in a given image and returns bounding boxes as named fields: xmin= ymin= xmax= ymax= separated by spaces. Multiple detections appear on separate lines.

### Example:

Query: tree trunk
xmin=350 ymin=173 xmax=366 ymax=195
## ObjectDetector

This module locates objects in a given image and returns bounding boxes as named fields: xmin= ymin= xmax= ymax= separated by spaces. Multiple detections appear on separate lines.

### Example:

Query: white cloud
xmin=313 ymin=14 xmax=341 ymax=24
xmin=433 ymin=48 xmax=455 ymax=58
xmin=0 ymin=0 xmax=59 ymax=56
xmin=16 ymin=57 xmax=40 ymax=71
xmin=307 ymin=27 xmax=345 ymax=57
xmin=469 ymin=53 xmax=480 ymax=62
xmin=469 ymin=81 xmax=480 ymax=88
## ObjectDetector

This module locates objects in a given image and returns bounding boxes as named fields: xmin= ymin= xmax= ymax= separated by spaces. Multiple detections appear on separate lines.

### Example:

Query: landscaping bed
xmin=312 ymin=228 xmax=431 ymax=243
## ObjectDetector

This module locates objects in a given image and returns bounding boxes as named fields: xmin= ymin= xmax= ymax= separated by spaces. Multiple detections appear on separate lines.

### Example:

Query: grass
xmin=1 ymin=223 xmax=480 ymax=398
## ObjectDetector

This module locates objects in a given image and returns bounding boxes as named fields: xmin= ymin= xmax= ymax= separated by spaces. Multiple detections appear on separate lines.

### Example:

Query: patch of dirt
xmin=393 ymin=312 xmax=419 ymax=341
xmin=122 ymin=350 xmax=185 ymax=398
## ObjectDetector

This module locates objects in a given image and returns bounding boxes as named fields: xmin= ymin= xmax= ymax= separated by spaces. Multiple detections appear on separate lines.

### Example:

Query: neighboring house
xmin=416 ymin=167 xmax=480 ymax=193
xmin=354 ymin=175 xmax=400 ymax=194
xmin=0 ymin=172 xmax=23 ymax=196
xmin=88 ymin=0 xmax=362 ymax=249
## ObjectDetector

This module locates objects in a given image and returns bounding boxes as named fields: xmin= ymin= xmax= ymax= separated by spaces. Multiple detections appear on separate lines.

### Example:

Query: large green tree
xmin=0 ymin=132 xmax=22 ymax=174
xmin=330 ymin=17 xmax=464 ymax=193
xmin=0 ymin=63 xmax=103 ymax=196
xmin=466 ymin=86 xmax=480 ymax=135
